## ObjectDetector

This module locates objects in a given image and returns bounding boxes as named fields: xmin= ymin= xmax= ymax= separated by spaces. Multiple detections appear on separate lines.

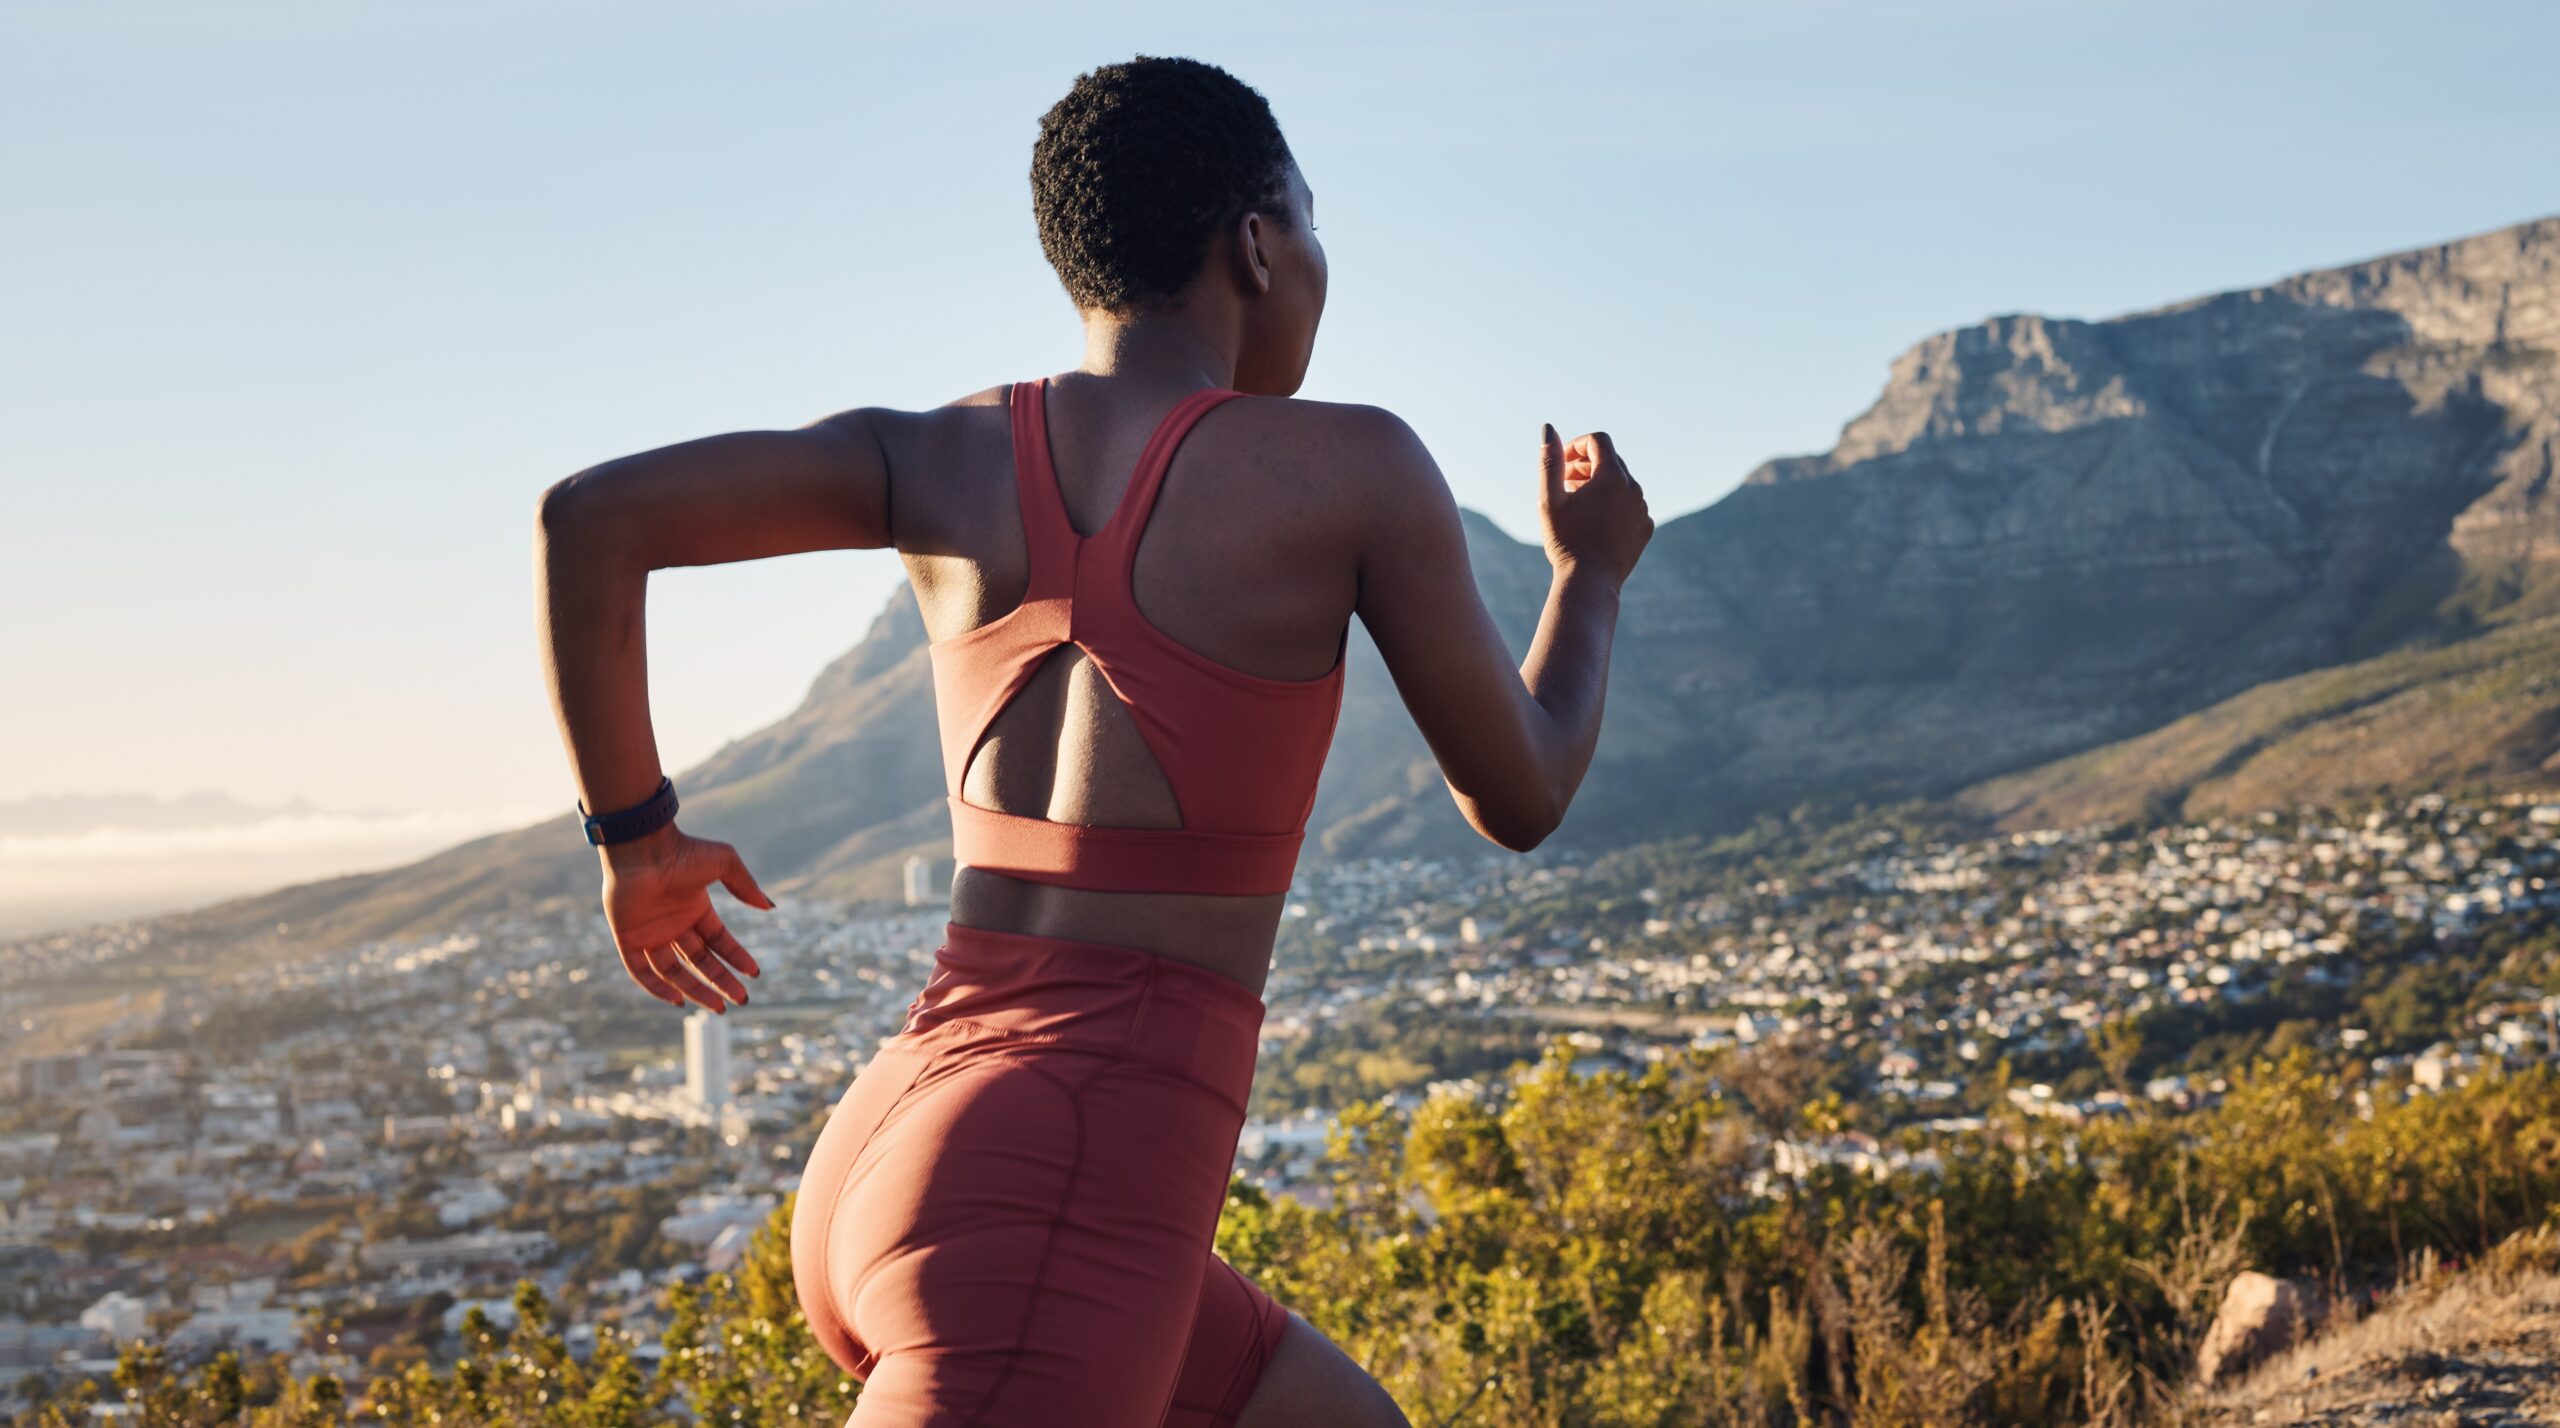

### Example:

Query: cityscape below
xmin=4 ymin=789 xmax=2554 ymax=1399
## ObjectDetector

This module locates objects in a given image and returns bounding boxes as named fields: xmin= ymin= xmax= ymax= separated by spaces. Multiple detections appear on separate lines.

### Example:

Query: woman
xmin=534 ymin=53 xmax=1650 ymax=1428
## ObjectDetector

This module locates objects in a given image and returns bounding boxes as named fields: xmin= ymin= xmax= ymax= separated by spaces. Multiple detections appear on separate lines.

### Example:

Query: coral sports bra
xmin=924 ymin=377 xmax=1350 ymax=897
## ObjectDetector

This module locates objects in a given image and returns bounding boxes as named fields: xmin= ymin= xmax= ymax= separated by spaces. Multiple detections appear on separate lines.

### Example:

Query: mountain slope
xmin=1961 ymin=611 xmax=2560 ymax=829
xmin=2198 ymin=1231 xmax=2560 ymax=1426
xmin=1594 ymin=216 xmax=2560 ymax=841
xmin=142 ymin=215 xmax=2560 ymax=956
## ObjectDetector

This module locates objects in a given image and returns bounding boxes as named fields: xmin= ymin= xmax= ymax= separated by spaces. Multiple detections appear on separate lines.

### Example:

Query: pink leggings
xmin=790 ymin=922 xmax=1292 ymax=1426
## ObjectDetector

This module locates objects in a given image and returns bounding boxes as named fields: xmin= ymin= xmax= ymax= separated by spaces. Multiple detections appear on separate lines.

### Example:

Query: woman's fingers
xmin=673 ymin=930 xmax=748 ymax=1007
xmin=601 ymin=831 xmax=776 ymax=1012
xmin=1577 ymin=432 xmax=1627 ymax=483
xmin=619 ymin=944 xmax=686 ymax=1007
xmin=694 ymin=910 xmax=761 ymax=980
xmin=647 ymin=942 xmax=730 ymax=1013
xmin=712 ymin=843 xmax=776 ymax=910
xmin=1562 ymin=432 xmax=1627 ymax=490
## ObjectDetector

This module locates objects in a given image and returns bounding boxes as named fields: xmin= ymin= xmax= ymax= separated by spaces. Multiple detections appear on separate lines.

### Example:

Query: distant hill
xmin=0 ymin=790 xmax=329 ymax=837
xmin=0 ymin=791 xmax=516 ymax=941
xmin=134 ymin=215 xmax=2560 ymax=959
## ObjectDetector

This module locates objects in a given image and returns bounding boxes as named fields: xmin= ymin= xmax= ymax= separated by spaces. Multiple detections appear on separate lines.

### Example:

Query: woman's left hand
xmin=596 ymin=822 xmax=773 ymax=1012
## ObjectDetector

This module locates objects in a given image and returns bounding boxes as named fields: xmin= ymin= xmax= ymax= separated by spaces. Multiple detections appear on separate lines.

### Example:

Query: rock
xmin=2196 ymin=1271 xmax=2328 ymax=1387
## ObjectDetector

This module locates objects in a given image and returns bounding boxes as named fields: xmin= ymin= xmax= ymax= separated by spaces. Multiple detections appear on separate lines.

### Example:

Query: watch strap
xmin=580 ymin=776 xmax=679 ymax=846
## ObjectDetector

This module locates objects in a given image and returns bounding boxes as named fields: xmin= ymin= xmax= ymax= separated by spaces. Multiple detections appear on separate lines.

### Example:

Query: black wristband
xmin=580 ymin=776 xmax=679 ymax=846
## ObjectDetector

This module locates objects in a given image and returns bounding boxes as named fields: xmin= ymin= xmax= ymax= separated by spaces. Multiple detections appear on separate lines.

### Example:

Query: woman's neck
xmin=1076 ymin=306 xmax=1240 ymax=391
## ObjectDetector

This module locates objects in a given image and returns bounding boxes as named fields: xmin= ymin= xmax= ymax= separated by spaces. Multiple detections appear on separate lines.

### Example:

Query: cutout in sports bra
xmin=922 ymin=378 xmax=1348 ymax=895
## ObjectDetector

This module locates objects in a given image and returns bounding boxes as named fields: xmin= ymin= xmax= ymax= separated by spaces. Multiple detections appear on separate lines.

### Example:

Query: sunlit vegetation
xmin=21 ymin=1040 xmax=2560 ymax=1428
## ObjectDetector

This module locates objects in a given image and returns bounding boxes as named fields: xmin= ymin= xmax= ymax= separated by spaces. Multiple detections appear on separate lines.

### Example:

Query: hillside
xmin=2199 ymin=1236 xmax=2560 ymax=1426
xmin=131 ymin=214 xmax=2560 ymax=957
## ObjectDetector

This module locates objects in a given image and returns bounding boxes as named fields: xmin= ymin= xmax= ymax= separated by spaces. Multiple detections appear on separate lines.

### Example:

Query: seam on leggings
xmin=955 ymin=1053 xmax=1102 ymax=1427
xmin=1161 ymin=1262 xmax=1269 ymax=1424
xmin=1209 ymin=1260 xmax=1276 ymax=1418
xmin=909 ymin=1015 xmax=1075 ymax=1048
xmin=1127 ymin=957 xmax=1250 ymax=1119
xmin=1128 ymin=953 xmax=1161 ymax=1053
xmin=808 ymin=1043 xmax=943 ymax=1380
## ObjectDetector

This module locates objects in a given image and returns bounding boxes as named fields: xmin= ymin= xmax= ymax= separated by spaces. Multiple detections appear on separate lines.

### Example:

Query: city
xmin=5 ymin=792 xmax=2557 ymax=1406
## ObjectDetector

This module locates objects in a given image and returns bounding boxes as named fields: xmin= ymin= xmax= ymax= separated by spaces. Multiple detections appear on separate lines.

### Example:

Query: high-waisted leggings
xmin=790 ymin=921 xmax=1292 ymax=1426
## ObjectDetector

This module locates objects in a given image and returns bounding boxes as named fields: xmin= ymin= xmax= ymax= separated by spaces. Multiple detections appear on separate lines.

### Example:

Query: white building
xmin=684 ymin=1010 xmax=732 ymax=1118
xmin=903 ymin=855 xmax=949 ymax=906
xmin=358 ymin=1230 xmax=552 ymax=1273
xmin=80 ymin=1292 xmax=152 ymax=1343
xmin=658 ymin=1193 xmax=777 ymax=1253
xmin=431 ymin=1179 xmax=508 ymax=1227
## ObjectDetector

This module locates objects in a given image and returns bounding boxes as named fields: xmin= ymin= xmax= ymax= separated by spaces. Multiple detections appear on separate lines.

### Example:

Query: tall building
xmin=903 ymin=854 xmax=950 ymax=906
xmin=683 ymin=1010 xmax=731 ymax=1118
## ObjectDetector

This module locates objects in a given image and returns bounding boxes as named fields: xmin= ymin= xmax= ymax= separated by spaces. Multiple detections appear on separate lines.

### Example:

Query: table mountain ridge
xmin=131 ymin=214 xmax=2560 ymax=954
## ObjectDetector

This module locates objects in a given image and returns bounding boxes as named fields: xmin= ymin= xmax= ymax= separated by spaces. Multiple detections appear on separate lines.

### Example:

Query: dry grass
xmin=2194 ymin=1228 xmax=2560 ymax=1426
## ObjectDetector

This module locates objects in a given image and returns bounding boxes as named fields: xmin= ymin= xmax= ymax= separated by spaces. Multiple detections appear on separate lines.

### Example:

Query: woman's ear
xmin=1233 ymin=210 xmax=1274 ymax=297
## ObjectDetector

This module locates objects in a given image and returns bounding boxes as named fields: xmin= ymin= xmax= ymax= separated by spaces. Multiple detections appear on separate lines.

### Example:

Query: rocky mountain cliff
xmin=1617 ymin=215 xmax=2560 ymax=838
xmin=147 ymin=216 xmax=2560 ymax=954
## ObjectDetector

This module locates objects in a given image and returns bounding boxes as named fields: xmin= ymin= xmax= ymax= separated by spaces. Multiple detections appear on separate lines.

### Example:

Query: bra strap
xmin=1093 ymin=387 xmax=1246 ymax=571
xmin=1008 ymin=379 xmax=1080 ymax=598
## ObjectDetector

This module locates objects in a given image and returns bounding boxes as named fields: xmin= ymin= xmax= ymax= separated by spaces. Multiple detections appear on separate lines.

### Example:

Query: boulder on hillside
xmin=2196 ymin=1271 xmax=2329 ymax=1387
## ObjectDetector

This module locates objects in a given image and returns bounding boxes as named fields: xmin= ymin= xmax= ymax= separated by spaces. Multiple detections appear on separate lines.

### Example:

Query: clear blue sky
xmin=5 ymin=0 xmax=2553 ymax=830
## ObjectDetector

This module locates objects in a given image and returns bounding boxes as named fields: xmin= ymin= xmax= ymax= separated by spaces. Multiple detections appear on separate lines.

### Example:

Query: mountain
xmin=1619 ymin=214 xmax=2560 ymax=836
xmin=0 ymin=791 xmax=533 ymax=941
xmin=136 ymin=215 xmax=2560 ymax=958
xmin=0 ymin=790 xmax=329 ymax=838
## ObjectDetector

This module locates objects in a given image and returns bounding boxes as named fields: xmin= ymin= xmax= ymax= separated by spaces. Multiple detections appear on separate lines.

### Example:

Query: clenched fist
xmin=1538 ymin=425 xmax=1653 ymax=587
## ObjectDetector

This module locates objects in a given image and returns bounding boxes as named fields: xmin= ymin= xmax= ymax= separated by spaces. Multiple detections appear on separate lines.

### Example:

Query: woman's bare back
xmin=878 ymin=371 xmax=1372 ymax=992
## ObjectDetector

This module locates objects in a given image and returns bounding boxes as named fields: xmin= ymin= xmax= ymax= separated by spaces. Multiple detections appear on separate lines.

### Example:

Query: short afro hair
xmin=1030 ymin=55 xmax=1297 ymax=314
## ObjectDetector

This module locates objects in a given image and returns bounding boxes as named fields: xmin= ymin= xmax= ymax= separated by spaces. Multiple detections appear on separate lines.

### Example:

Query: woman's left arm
xmin=533 ymin=408 xmax=895 ymax=1012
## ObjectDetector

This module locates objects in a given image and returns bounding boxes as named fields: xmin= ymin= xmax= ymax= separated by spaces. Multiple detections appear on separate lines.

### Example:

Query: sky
xmin=2 ymin=0 xmax=2554 ymax=928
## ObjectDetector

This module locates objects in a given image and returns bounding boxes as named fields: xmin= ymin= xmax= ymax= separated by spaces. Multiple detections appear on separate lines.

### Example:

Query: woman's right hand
xmin=1538 ymin=424 xmax=1653 ymax=586
xmin=596 ymin=822 xmax=771 ymax=1013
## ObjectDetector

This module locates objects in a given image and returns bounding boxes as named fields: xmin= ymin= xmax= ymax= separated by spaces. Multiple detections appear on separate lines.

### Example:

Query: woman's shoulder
xmin=872 ymin=381 xmax=1425 ymax=474
xmin=849 ymin=384 xmax=1017 ymax=465
xmin=1206 ymin=392 xmax=1426 ymax=460
xmin=1221 ymin=395 xmax=1440 ymax=492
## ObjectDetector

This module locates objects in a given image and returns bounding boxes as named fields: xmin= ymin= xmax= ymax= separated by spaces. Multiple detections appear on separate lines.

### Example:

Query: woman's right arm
xmin=1350 ymin=409 xmax=1652 ymax=851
